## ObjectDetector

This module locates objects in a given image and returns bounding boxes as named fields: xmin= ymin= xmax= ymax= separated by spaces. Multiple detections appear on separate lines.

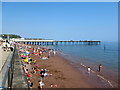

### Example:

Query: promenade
xmin=0 ymin=46 xmax=10 ymax=87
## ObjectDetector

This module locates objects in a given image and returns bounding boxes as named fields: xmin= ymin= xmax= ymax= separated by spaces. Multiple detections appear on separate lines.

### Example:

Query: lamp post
xmin=7 ymin=35 xmax=10 ymax=42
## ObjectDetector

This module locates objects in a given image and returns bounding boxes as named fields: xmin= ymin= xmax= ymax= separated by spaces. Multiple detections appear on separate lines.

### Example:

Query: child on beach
xmin=99 ymin=64 xmax=102 ymax=72
xmin=38 ymin=80 xmax=44 ymax=89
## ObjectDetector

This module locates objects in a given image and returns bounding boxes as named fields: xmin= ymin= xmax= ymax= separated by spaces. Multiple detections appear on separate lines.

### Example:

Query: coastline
xmin=57 ymin=51 xmax=119 ymax=88
xmin=29 ymin=48 xmax=92 ymax=88
xmin=18 ymin=44 xmax=92 ymax=88
xmin=18 ymin=44 xmax=118 ymax=88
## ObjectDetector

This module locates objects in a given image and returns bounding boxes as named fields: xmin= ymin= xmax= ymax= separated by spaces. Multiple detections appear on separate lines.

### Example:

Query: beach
xmin=53 ymin=43 xmax=119 ymax=88
xmin=18 ymin=44 xmax=93 ymax=88
xmin=30 ymin=52 xmax=92 ymax=88
xmin=1 ymin=2 xmax=118 ymax=89
xmin=17 ymin=43 xmax=119 ymax=88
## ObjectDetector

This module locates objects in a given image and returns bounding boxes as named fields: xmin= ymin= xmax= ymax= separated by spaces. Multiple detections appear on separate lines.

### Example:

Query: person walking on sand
xmin=88 ymin=67 xmax=91 ymax=74
xmin=87 ymin=67 xmax=91 ymax=79
xmin=99 ymin=64 xmax=102 ymax=72
xmin=53 ymin=50 xmax=56 ymax=56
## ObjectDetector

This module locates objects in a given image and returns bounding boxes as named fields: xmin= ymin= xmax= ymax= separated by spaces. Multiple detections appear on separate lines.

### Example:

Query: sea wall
xmin=12 ymin=47 xmax=28 ymax=88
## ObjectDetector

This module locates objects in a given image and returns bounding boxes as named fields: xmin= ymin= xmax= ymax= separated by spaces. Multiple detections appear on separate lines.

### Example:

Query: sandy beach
xmin=18 ymin=44 xmax=92 ymax=88
xmin=18 ymin=44 xmax=119 ymax=88
xmin=30 ymin=53 xmax=92 ymax=88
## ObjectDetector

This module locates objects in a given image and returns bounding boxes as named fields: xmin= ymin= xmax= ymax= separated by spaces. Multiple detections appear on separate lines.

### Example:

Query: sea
xmin=42 ymin=41 xmax=119 ymax=88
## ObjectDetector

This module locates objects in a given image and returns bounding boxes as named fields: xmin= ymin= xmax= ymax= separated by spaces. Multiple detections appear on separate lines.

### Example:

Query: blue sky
xmin=0 ymin=2 xmax=2 ymax=34
xmin=2 ymin=2 xmax=118 ymax=41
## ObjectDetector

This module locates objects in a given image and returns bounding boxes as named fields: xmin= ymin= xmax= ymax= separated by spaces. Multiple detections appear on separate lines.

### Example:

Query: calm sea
xmin=53 ymin=41 xmax=118 ymax=71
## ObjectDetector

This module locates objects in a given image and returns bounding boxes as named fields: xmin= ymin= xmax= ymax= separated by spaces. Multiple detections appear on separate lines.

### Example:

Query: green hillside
xmin=0 ymin=34 xmax=22 ymax=39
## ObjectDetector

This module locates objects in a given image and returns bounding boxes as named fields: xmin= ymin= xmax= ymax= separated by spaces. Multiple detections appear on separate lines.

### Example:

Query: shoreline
xmin=18 ymin=44 xmax=118 ymax=88
xmin=18 ymin=44 xmax=92 ymax=88
xmin=30 ymin=53 xmax=92 ymax=88
xmin=57 ymin=51 xmax=119 ymax=88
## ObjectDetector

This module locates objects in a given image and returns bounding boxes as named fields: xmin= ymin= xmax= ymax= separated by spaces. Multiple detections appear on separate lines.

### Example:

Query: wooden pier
xmin=14 ymin=39 xmax=101 ymax=45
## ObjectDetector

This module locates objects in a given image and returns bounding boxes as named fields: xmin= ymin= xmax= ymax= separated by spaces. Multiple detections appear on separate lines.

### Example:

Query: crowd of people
xmin=17 ymin=43 xmax=57 ymax=89
xmin=1 ymin=40 xmax=14 ymax=51
xmin=17 ymin=42 xmax=103 ymax=89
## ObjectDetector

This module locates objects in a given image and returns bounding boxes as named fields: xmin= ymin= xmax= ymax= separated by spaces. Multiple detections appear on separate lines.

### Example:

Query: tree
xmin=0 ymin=34 xmax=22 ymax=39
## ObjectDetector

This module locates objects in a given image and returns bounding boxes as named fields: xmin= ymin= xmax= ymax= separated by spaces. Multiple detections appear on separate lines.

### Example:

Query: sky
xmin=2 ymin=2 xmax=118 ymax=41
xmin=0 ymin=2 xmax=2 ymax=34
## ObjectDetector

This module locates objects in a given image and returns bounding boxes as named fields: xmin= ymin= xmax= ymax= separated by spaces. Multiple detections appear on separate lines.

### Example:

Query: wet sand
xmin=58 ymin=54 xmax=119 ymax=88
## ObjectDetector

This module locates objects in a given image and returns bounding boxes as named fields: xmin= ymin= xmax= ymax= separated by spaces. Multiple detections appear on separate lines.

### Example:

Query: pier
xmin=14 ymin=39 xmax=101 ymax=45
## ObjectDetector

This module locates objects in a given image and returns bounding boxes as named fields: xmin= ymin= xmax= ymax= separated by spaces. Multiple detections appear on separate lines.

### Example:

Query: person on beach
xmin=40 ymin=69 xmax=45 ymax=74
xmin=50 ymin=84 xmax=58 ymax=88
xmin=99 ymin=64 xmax=102 ymax=72
xmin=27 ymin=73 xmax=31 ymax=78
xmin=36 ymin=64 xmax=39 ymax=68
xmin=38 ymin=80 xmax=44 ymax=89
xmin=40 ymin=73 xmax=45 ymax=80
xmin=33 ymin=60 xmax=37 ymax=64
xmin=88 ymin=67 xmax=91 ymax=74
xmin=40 ymin=69 xmax=45 ymax=80
xmin=53 ymin=50 xmax=56 ymax=56
xmin=24 ymin=65 xmax=28 ymax=70
xmin=87 ymin=67 xmax=91 ymax=79
xmin=28 ymin=79 xmax=33 ymax=88
xmin=48 ymin=53 xmax=51 ymax=58
xmin=6 ymin=42 xmax=11 ymax=51
xmin=50 ymin=84 xmax=53 ymax=88
xmin=32 ymin=68 xmax=36 ymax=74
xmin=25 ymin=69 xmax=29 ymax=74
xmin=2 ymin=41 xmax=7 ymax=51
xmin=10 ymin=45 xmax=14 ymax=51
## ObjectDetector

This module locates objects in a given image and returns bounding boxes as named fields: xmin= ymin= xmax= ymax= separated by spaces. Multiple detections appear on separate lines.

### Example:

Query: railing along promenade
xmin=14 ymin=39 xmax=101 ymax=45
xmin=0 ymin=46 xmax=15 ymax=89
